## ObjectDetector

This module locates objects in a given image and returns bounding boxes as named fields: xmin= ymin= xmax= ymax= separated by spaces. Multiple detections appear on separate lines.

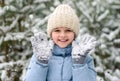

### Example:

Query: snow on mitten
xmin=72 ymin=34 xmax=96 ymax=64
xmin=30 ymin=32 xmax=54 ymax=64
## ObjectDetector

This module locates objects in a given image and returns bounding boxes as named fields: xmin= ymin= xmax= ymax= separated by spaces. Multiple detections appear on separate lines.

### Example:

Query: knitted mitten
xmin=72 ymin=34 xmax=97 ymax=64
xmin=30 ymin=32 xmax=54 ymax=64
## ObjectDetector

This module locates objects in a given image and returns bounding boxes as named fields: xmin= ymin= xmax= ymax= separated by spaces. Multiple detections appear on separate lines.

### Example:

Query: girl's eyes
xmin=66 ymin=29 xmax=72 ymax=32
xmin=54 ymin=29 xmax=60 ymax=32
xmin=53 ymin=29 xmax=72 ymax=32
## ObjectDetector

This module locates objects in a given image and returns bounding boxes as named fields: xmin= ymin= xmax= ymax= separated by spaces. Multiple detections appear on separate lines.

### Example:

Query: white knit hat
xmin=47 ymin=4 xmax=80 ymax=38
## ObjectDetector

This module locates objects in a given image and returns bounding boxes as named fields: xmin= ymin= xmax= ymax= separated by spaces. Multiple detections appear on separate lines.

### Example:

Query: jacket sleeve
xmin=24 ymin=54 xmax=48 ymax=81
xmin=72 ymin=54 xmax=96 ymax=81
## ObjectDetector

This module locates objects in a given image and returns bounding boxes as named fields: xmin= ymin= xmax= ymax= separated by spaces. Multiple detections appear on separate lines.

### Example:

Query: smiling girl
xmin=51 ymin=27 xmax=75 ymax=48
xmin=24 ymin=4 xmax=97 ymax=81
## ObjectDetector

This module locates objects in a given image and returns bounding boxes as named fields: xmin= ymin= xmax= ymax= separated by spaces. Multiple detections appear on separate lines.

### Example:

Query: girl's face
xmin=51 ymin=27 xmax=75 ymax=48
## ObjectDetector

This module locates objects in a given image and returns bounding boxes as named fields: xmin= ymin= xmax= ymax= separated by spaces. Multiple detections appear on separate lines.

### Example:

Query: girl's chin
xmin=57 ymin=44 xmax=68 ymax=48
xmin=55 ymin=41 xmax=71 ymax=48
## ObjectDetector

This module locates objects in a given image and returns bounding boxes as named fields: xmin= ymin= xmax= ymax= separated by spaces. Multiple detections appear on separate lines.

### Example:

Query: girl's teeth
xmin=60 ymin=40 xmax=66 ymax=42
xmin=59 ymin=39 xmax=68 ymax=42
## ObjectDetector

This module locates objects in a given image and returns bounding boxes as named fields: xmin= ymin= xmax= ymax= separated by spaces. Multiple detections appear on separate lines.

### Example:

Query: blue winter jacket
xmin=24 ymin=44 xmax=96 ymax=81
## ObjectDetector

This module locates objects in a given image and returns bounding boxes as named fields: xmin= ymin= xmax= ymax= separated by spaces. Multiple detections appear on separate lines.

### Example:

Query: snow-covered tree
xmin=0 ymin=0 xmax=57 ymax=80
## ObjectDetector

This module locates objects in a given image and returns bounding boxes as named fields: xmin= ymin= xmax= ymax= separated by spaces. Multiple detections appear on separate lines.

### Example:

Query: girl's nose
xmin=60 ymin=32 xmax=65 ymax=37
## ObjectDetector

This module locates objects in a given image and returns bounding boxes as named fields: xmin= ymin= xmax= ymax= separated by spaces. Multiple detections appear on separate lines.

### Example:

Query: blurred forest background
xmin=0 ymin=0 xmax=120 ymax=81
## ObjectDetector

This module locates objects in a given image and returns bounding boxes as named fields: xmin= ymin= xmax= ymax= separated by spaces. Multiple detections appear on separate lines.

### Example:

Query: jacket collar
xmin=52 ymin=44 xmax=72 ymax=57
